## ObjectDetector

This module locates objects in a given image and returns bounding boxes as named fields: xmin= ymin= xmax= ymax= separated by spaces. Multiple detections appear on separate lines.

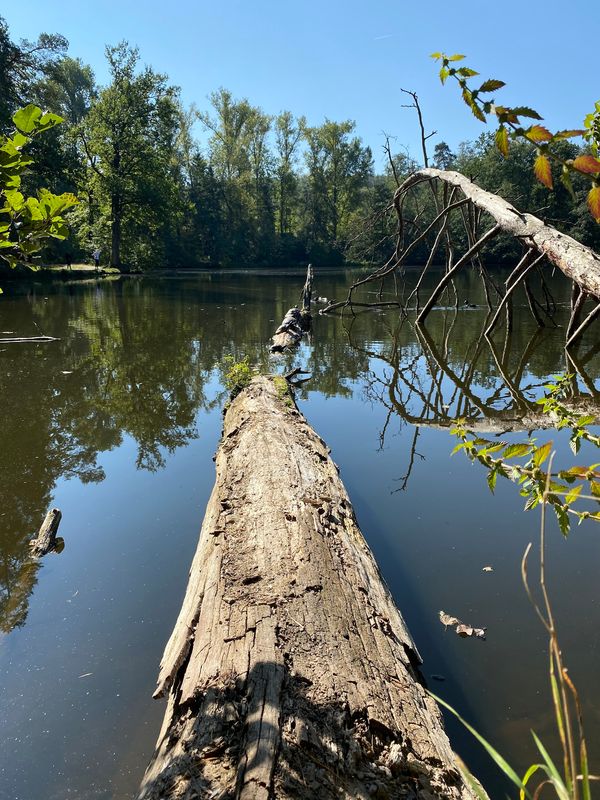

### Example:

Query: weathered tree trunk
xmin=30 ymin=508 xmax=62 ymax=557
xmin=138 ymin=376 xmax=478 ymax=800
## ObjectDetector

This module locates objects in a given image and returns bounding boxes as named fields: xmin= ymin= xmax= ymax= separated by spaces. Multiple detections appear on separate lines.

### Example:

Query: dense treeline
xmin=1 ymin=16 xmax=598 ymax=270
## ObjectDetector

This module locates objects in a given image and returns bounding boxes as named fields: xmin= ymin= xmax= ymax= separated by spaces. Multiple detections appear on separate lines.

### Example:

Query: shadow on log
xmin=138 ymin=377 xmax=479 ymax=799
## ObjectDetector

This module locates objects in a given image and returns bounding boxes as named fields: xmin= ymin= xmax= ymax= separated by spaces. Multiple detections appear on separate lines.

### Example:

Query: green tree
xmin=302 ymin=120 xmax=373 ymax=249
xmin=78 ymin=42 xmax=181 ymax=269
xmin=274 ymin=111 xmax=305 ymax=235
xmin=1 ymin=105 xmax=77 ymax=269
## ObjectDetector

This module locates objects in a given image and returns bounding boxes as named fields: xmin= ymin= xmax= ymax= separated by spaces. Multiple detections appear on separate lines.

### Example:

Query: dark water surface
xmin=0 ymin=269 xmax=599 ymax=799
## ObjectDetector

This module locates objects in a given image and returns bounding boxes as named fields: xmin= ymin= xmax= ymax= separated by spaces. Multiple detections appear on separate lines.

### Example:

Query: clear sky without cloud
xmin=3 ymin=0 xmax=597 ymax=168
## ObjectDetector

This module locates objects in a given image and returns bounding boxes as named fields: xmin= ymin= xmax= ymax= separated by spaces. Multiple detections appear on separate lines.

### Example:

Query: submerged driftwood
xmin=138 ymin=376 xmax=477 ymax=800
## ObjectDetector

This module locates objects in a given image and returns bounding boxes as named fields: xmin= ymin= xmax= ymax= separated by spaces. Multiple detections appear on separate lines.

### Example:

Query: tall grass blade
xmin=520 ymin=764 xmax=543 ymax=800
xmin=429 ymin=692 xmax=531 ymax=798
xmin=531 ymin=731 xmax=570 ymax=800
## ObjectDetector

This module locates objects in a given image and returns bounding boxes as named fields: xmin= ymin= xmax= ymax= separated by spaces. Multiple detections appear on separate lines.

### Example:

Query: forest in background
xmin=2 ymin=15 xmax=599 ymax=272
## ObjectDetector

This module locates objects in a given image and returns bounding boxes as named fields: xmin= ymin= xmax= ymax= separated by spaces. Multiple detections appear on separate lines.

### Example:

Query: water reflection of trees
xmin=345 ymin=307 xmax=600 ymax=489
xmin=0 ymin=281 xmax=214 ymax=633
xmin=2 ymin=274 xmax=599 ymax=633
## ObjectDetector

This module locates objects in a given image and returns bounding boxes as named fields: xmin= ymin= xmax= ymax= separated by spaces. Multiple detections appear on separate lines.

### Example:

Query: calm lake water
xmin=0 ymin=268 xmax=599 ymax=799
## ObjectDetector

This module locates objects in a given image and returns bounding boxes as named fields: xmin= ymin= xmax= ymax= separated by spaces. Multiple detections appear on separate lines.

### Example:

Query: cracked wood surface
xmin=138 ymin=377 xmax=479 ymax=800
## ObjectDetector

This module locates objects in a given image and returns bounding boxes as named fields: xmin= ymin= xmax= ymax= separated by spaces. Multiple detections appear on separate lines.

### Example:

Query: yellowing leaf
xmin=495 ymin=126 xmax=509 ymax=157
xmin=588 ymin=186 xmax=600 ymax=222
xmin=573 ymin=155 xmax=600 ymax=174
xmin=554 ymin=129 xmax=586 ymax=139
xmin=533 ymin=440 xmax=553 ymax=467
xmin=534 ymin=154 xmax=553 ymax=189
xmin=527 ymin=125 xmax=553 ymax=143
xmin=448 ymin=54 xmax=466 ymax=62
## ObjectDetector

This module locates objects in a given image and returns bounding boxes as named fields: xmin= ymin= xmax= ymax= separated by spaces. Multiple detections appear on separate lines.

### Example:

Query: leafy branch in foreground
xmin=432 ymin=464 xmax=597 ymax=800
xmin=1 ymin=103 xmax=78 ymax=270
xmin=430 ymin=53 xmax=600 ymax=221
xmin=451 ymin=376 xmax=600 ymax=535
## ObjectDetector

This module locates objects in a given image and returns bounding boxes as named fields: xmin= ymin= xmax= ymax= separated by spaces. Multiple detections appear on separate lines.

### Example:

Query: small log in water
xmin=270 ymin=264 xmax=313 ymax=352
xmin=30 ymin=508 xmax=62 ymax=557
xmin=138 ymin=377 xmax=478 ymax=800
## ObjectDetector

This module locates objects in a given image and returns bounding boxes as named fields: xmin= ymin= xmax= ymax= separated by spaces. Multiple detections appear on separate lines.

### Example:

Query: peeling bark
xmin=138 ymin=377 xmax=479 ymax=800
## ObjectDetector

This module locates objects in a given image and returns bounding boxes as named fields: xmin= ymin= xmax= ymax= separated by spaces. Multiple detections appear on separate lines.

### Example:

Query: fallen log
xmin=138 ymin=376 xmax=478 ymax=800
xmin=270 ymin=306 xmax=309 ymax=352
xmin=30 ymin=508 xmax=62 ymax=557
xmin=270 ymin=264 xmax=313 ymax=352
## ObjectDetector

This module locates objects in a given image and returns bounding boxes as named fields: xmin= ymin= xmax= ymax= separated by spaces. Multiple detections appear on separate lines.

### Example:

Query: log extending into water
xmin=138 ymin=376 xmax=478 ymax=800
xmin=30 ymin=508 xmax=62 ymax=557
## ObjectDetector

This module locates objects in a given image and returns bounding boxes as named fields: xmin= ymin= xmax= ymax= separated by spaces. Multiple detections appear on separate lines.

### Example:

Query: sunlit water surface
xmin=0 ymin=268 xmax=599 ymax=799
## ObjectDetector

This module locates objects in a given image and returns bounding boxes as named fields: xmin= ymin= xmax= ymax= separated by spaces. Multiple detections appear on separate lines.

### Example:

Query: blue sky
xmin=3 ymin=1 xmax=598 ymax=168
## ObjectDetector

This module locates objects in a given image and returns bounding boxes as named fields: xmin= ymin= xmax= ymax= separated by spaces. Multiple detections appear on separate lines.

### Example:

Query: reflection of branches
xmin=393 ymin=426 xmax=425 ymax=493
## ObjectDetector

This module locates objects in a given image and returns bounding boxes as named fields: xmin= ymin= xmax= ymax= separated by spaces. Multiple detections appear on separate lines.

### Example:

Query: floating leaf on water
xmin=440 ymin=610 xmax=486 ymax=640
xmin=431 ymin=674 xmax=446 ymax=682
xmin=456 ymin=624 xmax=487 ymax=639
xmin=439 ymin=610 xmax=460 ymax=627
xmin=482 ymin=566 xmax=494 ymax=572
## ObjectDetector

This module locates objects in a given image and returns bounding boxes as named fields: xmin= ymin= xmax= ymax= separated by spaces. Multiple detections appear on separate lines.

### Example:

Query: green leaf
xmin=495 ymin=126 xmax=509 ymax=157
xmin=560 ymin=168 xmax=576 ymax=200
xmin=3 ymin=190 xmax=25 ymax=212
xmin=532 ymin=441 xmax=552 ymax=467
xmin=487 ymin=469 xmax=498 ymax=494
xmin=451 ymin=442 xmax=467 ymax=455
xmin=439 ymin=67 xmax=449 ymax=84
xmin=590 ymin=481 xmax=600 ymax=498
xmin=36 ymin=112 xmax=63 ymax=132
xmin=511 ymin=106 xmax=543 ymax=120
xmin=479 ymin=79 xmax=506 ymax=92
xmin=12 ymin=105 xmax=43 ymax=134
xmin=448 ymin=54 xmax=466 ymax=62
xmin=565 ymin=484 xmax=582 ymax=505
xmin=503 ymin=443 xmax=531 ymax=459
xmin=457 ymin=67 xmax=479 ymax=77
xmin=530 ymin=732 xmax=570 ymax=800
xmin=555 ymin=505 xmax=571 ymax=536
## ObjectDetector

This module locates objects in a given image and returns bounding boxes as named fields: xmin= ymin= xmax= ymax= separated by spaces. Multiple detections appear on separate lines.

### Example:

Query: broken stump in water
xmin=30 ymin=508 xmax=63 ymax=557
xmin=138 ymin=376 xmax=479 ymax=800
xmin=270 ymin=264 xmax=313 ymax=353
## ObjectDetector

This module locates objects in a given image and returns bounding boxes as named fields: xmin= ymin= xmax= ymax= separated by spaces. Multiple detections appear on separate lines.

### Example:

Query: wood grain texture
xmin=138 ymin=377 xmax=479 ymax=800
